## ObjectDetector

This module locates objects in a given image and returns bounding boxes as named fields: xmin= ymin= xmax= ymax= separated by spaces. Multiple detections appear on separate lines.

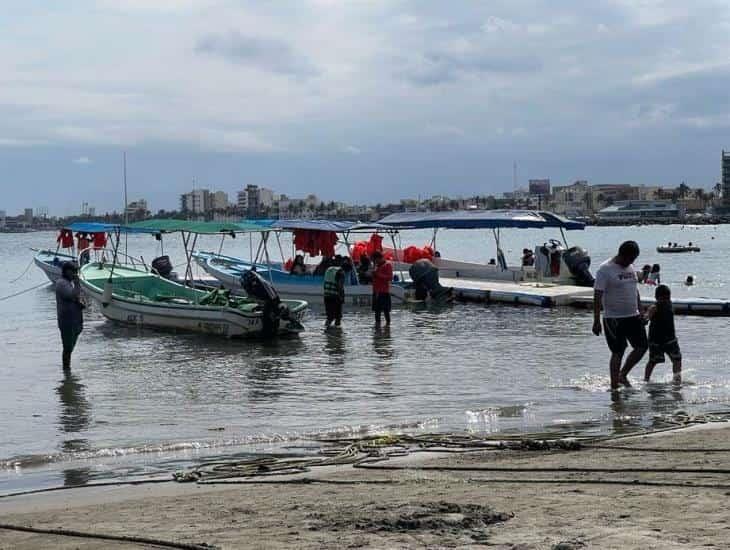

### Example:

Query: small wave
xmin=0 ymin=418 xmax=441 ymax=472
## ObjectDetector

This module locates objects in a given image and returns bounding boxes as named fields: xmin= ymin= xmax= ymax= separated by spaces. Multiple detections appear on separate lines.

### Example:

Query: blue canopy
xmin=63 ymin=222 xmax=121 ymax=233
xmin=377 ymin=210 xmax=585 ymax=230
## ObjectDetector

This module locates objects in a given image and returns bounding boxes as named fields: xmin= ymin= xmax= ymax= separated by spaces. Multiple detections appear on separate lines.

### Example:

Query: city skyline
xmin=2 ymin=2 xmax=730 ymax=215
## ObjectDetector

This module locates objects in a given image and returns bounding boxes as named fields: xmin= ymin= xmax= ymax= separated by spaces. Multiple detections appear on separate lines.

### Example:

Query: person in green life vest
xmin=323 ymin=264 xmax=345 ymax=328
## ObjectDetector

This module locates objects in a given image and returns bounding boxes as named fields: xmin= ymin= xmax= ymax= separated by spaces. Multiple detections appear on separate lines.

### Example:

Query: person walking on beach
xmin=56 ymin=262 xmax=84 ymax=370
xmin=323 ymin=264 xmax=345 ymax=328
xmin=644 ymin=284 xmax=682 ymax=384
xmin=592 ymin=241 xmax=647 ymax=391
xmin=371 ymin=251 xmax=393 ymax=327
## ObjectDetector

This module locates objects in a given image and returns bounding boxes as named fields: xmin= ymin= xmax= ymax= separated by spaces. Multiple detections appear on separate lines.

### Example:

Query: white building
xmin=259 ymin=187 xmax=274 ymax=208
xmin=236 ymin=190 xmax=248 ymax=211
xmin=212 ymin=191 xmax=229 ymax=211
xmin=180 ymin=189 xmax=211 ymax=214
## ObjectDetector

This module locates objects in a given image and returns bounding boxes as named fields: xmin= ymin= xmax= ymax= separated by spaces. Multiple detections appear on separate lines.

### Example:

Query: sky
xmin=2 ymin=0 xmax=730 ymax=215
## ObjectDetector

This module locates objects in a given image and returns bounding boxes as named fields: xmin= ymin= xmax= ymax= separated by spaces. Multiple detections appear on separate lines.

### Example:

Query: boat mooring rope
xmin=0 ymin=523 xmax=218 ymax=550
xmin=8 ymin=257 xmax=36 ymax=283
xmin=0 ymin=281 xmax=49 ymax=302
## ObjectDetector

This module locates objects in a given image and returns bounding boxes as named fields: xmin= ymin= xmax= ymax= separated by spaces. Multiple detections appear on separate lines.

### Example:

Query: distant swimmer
xmin=592 ymin=241 xmax=647 ymax=391
xmin=685 ymin=275 xmax=694 ymax=286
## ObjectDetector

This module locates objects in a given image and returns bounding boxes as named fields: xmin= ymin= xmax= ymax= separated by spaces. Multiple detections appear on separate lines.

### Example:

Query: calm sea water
xmin=1 ymin=225 xmax=729 ymax=494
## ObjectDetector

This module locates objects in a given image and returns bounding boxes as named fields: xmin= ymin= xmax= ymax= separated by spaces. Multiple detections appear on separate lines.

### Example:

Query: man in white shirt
xmin=592 ymin=241 xmax=647 ymax=391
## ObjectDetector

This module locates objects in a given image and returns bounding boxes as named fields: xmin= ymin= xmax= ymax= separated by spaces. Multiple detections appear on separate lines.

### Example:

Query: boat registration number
xmin=198 ymin=322 xmax=227 ymax=335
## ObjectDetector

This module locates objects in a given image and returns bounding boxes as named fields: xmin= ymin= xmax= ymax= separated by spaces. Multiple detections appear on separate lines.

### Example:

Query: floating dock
xmin=441 ymin=277 xmax=593 ymax=307
xmin=443 ymin=277 xmax=730 ymax=316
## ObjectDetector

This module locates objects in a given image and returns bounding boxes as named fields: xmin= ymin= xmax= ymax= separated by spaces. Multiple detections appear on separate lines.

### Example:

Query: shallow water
xmin=1 ymin=224 xmax=729 ymax=494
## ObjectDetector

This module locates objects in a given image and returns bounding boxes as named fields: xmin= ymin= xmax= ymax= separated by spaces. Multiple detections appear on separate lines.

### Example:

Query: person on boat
xmin=637 ymin=264 xmax=651 ymax=284
xmin=76 ymin=233 xmax=91 ymax=265
xmin=323 ymin=264 xmax=345 ymax=328
xmin=592 ymin=240 xmax=647 ymax=391
xmin=434 ymin=251 xmax=441 ymax=258
xmin=341 ymin=257 xmax=358 ymax=285
xmin=290 ymin=254 xmax=306 ymax=276
xmin=521 ymin=248 xmax=535 ymax=267
xmin=647 ymin=264 xmax=661 ymax=285
xmin=644 ymin=285 xmax=682 ymax=384
xmin=314 ymin=256 xmax=333 ymax=276
xmin=371 ymin=250 xmax=393 ymax=327
xmin=685 ymin=275 xmax=694 ymax=286
xmin=488 ymin=258 xmax=496 ymax=266
xmin=56 ymin=262 xmax=84 ymax=370
xmin=357 ymin=255 xmax=373 ymax=284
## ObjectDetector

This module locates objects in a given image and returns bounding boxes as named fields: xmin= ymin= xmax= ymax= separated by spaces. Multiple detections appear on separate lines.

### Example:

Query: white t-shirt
xmin=594 ymin=258 xmax=639 ymax=318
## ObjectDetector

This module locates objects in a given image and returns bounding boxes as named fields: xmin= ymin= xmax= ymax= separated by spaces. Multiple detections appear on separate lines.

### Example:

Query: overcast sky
xmin=2 ymin=0 xmax=730 ymax=215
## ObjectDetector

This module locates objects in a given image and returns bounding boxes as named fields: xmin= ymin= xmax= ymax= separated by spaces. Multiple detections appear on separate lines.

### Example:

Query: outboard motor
xmin=151 ymin=255 xmax=174 ymax=279
xmin=241 ymin=270 xmax=283 ymax=336
xmin=563 ymin=246 xmax=594 ymax=287
xmin=409 ymin=259 xmax=452 ymax=302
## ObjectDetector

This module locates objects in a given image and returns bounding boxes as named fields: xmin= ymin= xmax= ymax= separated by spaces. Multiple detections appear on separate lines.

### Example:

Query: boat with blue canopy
xmin=33 ymin=222 xmax=127 ymax=282
xmin=377 ymin=209 xmax=594 ymax=286
xmin=193 ymin=219 xmax=408 ymax=308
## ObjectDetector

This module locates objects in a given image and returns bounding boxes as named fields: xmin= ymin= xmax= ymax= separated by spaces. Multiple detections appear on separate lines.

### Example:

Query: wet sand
xmin=2 ymin=423 xmax=730 ymax=549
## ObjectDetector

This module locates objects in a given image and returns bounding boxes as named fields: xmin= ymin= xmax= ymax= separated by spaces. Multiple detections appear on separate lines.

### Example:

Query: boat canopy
xmin=64 ymin=222 xmax=124 ymax=233
xmin=267 ymin=219 xmax=396 ymax=233
xmin=126 ymin=219 xmax=268 ymax=234
xmin=377 ymin=210 xmax=585 ymax=230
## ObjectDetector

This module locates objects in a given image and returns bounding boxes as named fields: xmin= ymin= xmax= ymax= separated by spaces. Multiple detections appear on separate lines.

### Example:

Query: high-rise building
xmin=236 ymin=189 xmax=248 ymax=212
xmin=528 ymin=179 xmax=550 ymax=197
xmin=24 ymin=208 xmax=33 ymax=226
xmin=0 ymin=210 xmax=6 ymax=228
xmin=212 ymin=191 xmax=229 ymax=211
xmin=180 ymin=189 xmax=211 ymax=214
xmin=723 ymin=150 xmax=730 ymax=208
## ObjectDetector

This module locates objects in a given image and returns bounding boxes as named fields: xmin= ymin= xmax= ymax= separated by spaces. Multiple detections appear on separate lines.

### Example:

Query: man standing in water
xmin=56 ymin=262 xmax=84 ymax=370
xmin=371 ymin=251 xmax=393 ymax=327
xmin=592 ymin=241 xmax=647 ymax=391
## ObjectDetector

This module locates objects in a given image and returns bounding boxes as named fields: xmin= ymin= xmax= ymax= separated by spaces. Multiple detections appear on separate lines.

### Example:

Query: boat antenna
xmin=123 ymin=151 xmax=129 ymax=256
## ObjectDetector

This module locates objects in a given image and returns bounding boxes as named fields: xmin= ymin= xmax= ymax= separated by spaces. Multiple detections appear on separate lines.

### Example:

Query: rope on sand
xmin=0 ymin=523 xmax=218 ymax=550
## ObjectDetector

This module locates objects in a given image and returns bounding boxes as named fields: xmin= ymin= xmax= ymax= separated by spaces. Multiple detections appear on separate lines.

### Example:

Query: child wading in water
xmin=645 ymin=284 xmax=682 ymax=384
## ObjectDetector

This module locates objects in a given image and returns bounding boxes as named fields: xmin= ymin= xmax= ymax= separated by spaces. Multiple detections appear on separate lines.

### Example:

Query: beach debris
xmin=306 ymin=501 xmax=511 ymax=540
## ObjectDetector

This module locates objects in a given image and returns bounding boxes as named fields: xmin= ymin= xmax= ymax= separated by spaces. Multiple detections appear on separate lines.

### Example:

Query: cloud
xmin=195 ymin=31 xmax=318 ymax=78
xmin=72 ymin=156 xmax=92 ymax=164
xmin=342 ymin=145 xmax=361 ymax=154
xmin=0 ymin=137 xmax=48 ymax=147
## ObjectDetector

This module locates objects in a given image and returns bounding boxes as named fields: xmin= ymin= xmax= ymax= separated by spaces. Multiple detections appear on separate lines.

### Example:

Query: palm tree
xmin=678 ymin=182 xmax=690 ymax=199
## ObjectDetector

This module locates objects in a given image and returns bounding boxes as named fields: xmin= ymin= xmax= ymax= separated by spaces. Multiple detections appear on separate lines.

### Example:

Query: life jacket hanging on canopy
xmin=57 ymin=229 xmax=74 ymax=248
xmin=93 ymin=232 xmax=107 ymax=249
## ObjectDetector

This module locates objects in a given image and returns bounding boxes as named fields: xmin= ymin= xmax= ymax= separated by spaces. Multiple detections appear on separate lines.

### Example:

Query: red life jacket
xmin=57 ymin=229 xmax=74 ymax=248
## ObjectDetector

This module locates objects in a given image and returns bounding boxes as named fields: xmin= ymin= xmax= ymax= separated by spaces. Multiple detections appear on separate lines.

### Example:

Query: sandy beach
xmin=2 ymin=422 xmax=730 ymax=549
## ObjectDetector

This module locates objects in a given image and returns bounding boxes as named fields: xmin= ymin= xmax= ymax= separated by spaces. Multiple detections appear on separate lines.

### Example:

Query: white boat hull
xmin=194 ymin=253 xmax=407 ymax=308
xmin=33 ymin=250 xmax=76 ymax=283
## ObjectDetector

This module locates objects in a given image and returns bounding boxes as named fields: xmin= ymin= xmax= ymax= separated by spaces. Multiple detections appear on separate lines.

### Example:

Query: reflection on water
xmin=56 ymin=371 xmax=90 ymax=443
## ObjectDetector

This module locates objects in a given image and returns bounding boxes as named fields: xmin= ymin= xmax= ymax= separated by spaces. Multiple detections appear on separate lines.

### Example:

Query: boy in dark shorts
xmin=371 ymin=251 xmax=393 ymax=327
xmin=644 ymin=284 xmax=682 ymax=384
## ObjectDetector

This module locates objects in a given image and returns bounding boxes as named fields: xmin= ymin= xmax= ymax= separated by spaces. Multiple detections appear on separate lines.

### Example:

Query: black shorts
xmin=603 ymin=316 xmax=648 ymax=355
xmin=324 ymin=295 xmax=343 ymax=322
xmin=649 ymin=339 xmax=682 ymax=364
xmin=372 ymin=292 xmax=391 ymax=313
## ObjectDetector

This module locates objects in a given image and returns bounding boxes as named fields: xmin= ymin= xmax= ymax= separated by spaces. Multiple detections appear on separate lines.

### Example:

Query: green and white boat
xmin=80 ymin=219 xmax=309 ymax=339
xmin=80 ymin=262 xmax=308 ymax=338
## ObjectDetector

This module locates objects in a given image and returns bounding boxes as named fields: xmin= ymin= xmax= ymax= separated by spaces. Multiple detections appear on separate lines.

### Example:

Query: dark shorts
xmin=324 ymin=295 xmax=343 ymax=322
xmin=649 ymin=339 xmax=682 ymax=364
xmin=60 ymin=325 xmax=82 ymax=353
xmin=603 ymin=316 xmax=647 ymax=355
xmin=372 ymin=292 xmax=392 ymax=313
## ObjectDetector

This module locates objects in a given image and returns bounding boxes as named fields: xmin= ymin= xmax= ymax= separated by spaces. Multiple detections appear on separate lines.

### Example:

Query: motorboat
xmin=657 ymin=245 xmax=701 ymax=253
xmin=377 ymin=210 xmax=594 ymax=287
xmin=81 ymin=219 xmax=309 ymax=338
xmin=81 ymin=260 xmax=307 ymax=338
xmin=33 ymin=248 xmax=77 ymax=283
xmin=192 ymin=219 xmax=408 ymax=308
